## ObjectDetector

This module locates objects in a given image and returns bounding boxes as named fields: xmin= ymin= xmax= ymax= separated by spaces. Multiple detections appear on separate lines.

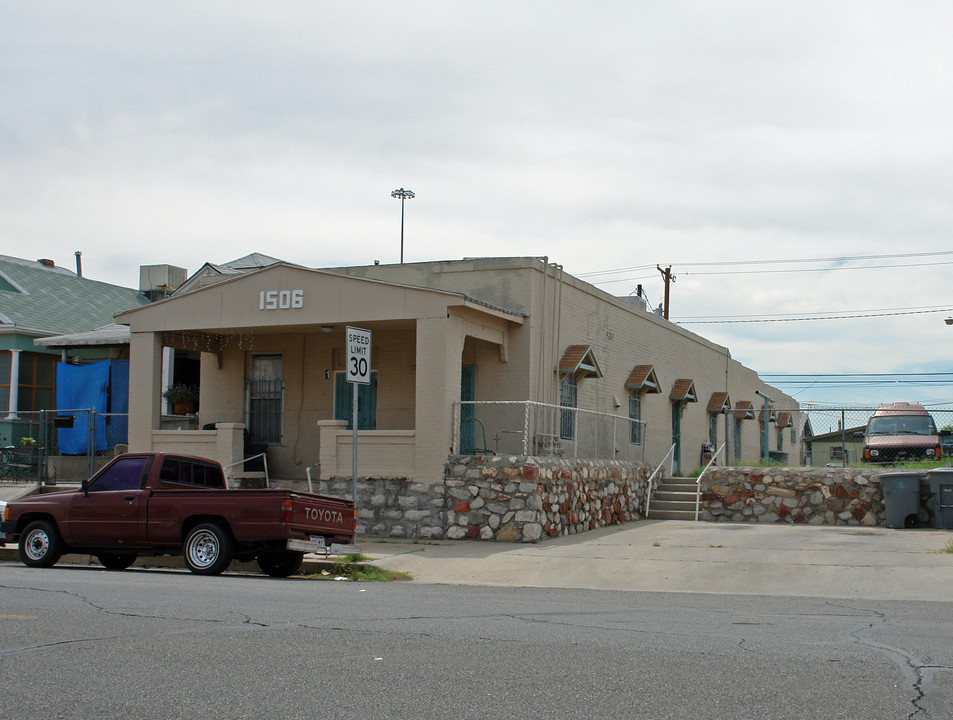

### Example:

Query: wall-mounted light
xmin=321 ymin=325 xmax=335 ymax=333
xmin=945 ymin=317 xmax=953 ymax=326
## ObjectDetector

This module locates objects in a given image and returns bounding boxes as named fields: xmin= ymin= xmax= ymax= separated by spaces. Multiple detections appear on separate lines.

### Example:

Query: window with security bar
xmin=247 ymin=355 xmax=283 ymax=444
xmin=629 ymin=391 xmax=642 ymax=444
xmin=559 ymin=374 xmax=577 ymax=440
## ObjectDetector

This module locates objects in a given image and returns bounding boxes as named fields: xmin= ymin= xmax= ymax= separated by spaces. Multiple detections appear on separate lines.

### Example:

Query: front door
xmin=671 ymin=401 xmax=682 ymax=475
xmin=460 ymin=364 xmax=476 ymax=453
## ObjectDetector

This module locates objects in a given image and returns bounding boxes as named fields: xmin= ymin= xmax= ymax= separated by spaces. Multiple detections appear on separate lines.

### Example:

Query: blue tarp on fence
xmin=55 ymin=360 xmax=128 ymax=454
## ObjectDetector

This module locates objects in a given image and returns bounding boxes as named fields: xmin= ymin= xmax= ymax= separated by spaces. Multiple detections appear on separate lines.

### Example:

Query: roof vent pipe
xmin=75 ymin=251 xmax=83 ymax=277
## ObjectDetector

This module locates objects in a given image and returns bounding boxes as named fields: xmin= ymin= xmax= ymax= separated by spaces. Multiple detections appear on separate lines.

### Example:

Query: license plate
xmin=287 ymin=536 xmax=329 ymax=555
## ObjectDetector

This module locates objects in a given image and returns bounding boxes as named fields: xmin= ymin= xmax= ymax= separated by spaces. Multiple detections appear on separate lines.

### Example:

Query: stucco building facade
xmin=116 ymin=257 xmax=796 ymax=485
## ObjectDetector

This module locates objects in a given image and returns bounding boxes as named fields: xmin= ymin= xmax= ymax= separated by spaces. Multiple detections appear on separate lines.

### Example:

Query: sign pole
xmin=352 ymin=382 xmax=358 ymax=502
xmin=345 ymin=326 xmax=372 ymax=505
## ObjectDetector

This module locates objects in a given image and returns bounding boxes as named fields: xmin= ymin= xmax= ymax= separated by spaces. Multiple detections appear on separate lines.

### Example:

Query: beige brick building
xmin=117 ymin=256 xmax=796 ymax=483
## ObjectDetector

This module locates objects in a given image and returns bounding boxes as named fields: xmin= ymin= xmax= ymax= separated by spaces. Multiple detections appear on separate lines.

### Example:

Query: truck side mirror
xmin=853 ymin=430 xmax=865 ymax=439
xmin=81 ymin=480 xmax=89 ymax=498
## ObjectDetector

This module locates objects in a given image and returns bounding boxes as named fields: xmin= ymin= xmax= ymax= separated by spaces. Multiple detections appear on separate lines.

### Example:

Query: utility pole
xmin=657 ymin=265 xmax=675 ymax=320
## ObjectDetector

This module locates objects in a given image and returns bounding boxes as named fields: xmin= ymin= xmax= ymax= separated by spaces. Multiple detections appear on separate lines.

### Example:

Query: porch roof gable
xmin=116 ymin=262 xmax=525 ymax=332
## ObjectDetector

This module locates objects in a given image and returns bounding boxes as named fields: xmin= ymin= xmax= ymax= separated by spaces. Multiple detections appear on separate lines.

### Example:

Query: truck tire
xmin=96 ymin=552 xmax=138 ymax=570
xmin=19 ymin=520 xmax=64 ymax=568
xmin=183 ymin=522 xmax=234 ymax=575
xmin=257 ymin=551 xmax=304 ymax=578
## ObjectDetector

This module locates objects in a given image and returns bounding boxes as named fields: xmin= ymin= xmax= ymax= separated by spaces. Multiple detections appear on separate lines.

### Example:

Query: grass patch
xmin=938 ymin=539 xmax=953 ymax=554
xmin=839 ymin=459 xmax=952 ymax=470
xmin=332 ymin=564 xmax=412 ymax=582
xmin=306 ymin=553 xmax=412 ymax=582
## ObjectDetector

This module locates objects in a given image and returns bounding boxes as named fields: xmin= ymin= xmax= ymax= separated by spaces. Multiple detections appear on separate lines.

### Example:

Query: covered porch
xmin=117 ymin=263 xmax=523 ymax=483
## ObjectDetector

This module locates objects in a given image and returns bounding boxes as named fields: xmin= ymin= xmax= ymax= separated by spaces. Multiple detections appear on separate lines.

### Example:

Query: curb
xmin=0 ymin=546 xmax=361 ymax=576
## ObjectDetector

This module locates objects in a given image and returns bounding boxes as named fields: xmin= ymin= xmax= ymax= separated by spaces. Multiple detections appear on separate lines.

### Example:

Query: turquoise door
xmin=334 ymin=372 xmax=377 ymax=430
xmin=671 ymin=401 xmax=682 ymax=475
xmin=460 ymin=365 xmax=476 ymax=453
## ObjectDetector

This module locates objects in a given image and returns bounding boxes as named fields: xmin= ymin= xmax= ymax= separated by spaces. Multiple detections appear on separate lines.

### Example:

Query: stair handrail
xmin=694 ymin=442 xmax=726 ymax=521
xmin=644 ymin=443 xmax=677 ymax=517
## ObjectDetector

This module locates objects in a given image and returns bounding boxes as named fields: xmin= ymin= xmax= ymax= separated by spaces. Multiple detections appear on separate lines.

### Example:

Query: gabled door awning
xmin=707 ymin=391 xmax=732 ymax=412
xmin=670 ymin=378 xmax=697 ymax=402
xmin=735 ymin=400 xmax=755 ymax=419
xmin=558 ymin=344 xmax=603 ymax=378
xmin=625 ymin=364 xmax=661 ymax=393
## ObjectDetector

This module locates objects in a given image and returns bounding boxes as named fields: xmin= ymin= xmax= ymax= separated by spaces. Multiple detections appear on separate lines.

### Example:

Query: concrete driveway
xmin=366 ymin=520 xmax=953 ymax=602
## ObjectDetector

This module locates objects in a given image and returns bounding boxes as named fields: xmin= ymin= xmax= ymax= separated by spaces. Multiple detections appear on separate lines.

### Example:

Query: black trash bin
xmin=881 ymin=471 xmax=925 ymax=528
xmin=927 ymin=468 xmax=953 ymax=529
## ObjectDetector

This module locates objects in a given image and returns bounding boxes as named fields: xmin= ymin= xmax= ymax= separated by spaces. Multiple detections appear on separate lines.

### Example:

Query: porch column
xmin=414 ymin=316 xmax=465 ymax=481
xmin=5 ymin=349 xmax=20 ymax=419
xmin=128 ymin=331 xmax=163 ymax=451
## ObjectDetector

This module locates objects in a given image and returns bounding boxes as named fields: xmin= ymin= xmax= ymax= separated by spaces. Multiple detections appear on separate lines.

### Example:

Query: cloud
xmin=3 ymin=1 xmax=953 ymax=405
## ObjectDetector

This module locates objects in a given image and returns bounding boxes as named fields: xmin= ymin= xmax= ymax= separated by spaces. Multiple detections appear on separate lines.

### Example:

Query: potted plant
xmin=162 ymin=384 xmax=199 ymax=415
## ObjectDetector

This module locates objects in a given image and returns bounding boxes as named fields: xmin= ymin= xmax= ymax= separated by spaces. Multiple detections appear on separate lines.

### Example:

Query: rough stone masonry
xmin=698 ymin=465 xmax=935 ymax=527
xmin=444 ymin=455 xmax=654 ymax=542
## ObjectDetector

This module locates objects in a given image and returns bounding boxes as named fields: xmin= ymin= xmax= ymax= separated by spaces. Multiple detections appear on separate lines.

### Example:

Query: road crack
xmin=830 ymin=600 xmax=953 ymax=720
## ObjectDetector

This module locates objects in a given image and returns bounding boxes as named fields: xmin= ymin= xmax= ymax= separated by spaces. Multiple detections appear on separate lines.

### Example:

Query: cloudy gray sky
xmin=3 ymin=1 xmax=952 ymax=406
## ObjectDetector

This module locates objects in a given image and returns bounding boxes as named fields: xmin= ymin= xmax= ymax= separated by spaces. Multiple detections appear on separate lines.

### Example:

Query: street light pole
xmin=391 ymin=188 xmax=415 ymax=264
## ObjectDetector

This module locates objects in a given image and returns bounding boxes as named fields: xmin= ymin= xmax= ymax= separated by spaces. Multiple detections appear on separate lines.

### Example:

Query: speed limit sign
xmin=346 ymin=326 xmax=372 ymax=385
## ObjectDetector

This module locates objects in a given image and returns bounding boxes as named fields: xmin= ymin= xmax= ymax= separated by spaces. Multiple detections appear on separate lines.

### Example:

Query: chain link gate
xmin=0 ymin=409 xmax=129 ymax=486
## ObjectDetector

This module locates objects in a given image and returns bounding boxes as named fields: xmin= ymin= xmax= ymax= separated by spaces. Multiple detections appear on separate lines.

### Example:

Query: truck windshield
xmin=868 ymin=415 xmax=937 ymax=436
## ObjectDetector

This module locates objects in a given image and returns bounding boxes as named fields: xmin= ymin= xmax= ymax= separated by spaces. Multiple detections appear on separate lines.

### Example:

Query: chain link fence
xmin=0 ymin=410 xmax=129 ymax=486
xmin=723 ymin=406 xmax=953 ymax=468
xmin=452 ymin=403 xmax=953 ymax=469
xmin=454 ymin=401 xmax=647 ymax=462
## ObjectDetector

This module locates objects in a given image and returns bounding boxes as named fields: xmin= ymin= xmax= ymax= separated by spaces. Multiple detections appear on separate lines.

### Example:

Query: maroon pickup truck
xmin=0 ymin=452 xmax=355 ymax=577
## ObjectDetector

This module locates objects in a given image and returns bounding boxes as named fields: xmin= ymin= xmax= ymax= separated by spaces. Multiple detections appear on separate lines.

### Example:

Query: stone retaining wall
xmin=317 ymin=456 xmax=655 ymax=542
xmin=309 ymin=476 xmax=447 ymax=540
xmin=699 ymin=466 xmax=932 ymax=527
xmin=445 ymin=455 xmax=654 ymax=542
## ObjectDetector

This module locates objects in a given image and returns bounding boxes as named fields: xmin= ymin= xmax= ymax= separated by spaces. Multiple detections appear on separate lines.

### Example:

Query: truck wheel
xmin=257 ymin=551 xmax=304 ymax=578
xmin=96 ymin=552 xmax=138 ymax=570
xmin=19 ymin=520 xmax=64 ymax=568
xmin=183 ymin=522 xmax=233 ymax=575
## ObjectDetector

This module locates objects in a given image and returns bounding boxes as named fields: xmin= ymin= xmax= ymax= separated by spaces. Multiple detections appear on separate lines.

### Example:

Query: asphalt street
xmin=1 ymin=563 xmax=952 ymax=719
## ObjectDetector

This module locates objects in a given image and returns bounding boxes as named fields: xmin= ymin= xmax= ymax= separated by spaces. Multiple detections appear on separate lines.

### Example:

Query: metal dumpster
xmin=928 ymin=468 xmax=953 ymax=529
xmin=881 ymin=471 xmax=924 ymax=528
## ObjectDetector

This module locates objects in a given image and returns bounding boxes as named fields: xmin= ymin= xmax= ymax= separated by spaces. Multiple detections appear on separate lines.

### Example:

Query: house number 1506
xmin=259 ymin=290 xmax=304 ymax=310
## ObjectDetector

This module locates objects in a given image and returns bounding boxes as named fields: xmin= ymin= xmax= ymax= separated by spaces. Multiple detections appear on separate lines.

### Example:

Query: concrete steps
xmin=648 ymin=478 xmax=699 ymax=521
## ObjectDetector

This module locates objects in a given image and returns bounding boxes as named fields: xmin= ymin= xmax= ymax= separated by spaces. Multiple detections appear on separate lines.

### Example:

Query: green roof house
xmin=1 ymin=255 xmax=149 ymax=417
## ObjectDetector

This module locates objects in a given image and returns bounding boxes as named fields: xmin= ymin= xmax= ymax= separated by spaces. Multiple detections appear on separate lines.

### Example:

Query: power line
xmin=768 ymin=380 xmax=953 ymax=385
xmin=577 ymin=250 xmax=953 ymax=278
xmin=762 ymin=372 xmax=953 ymax=377
xmin=679 ymin=304 xmax=952 ymax=321
xmin=676 ymin=307 xmax=953 ymax=324
xmin=681 ymin=260 xmax=953 ymax=277
xmin=590 ymin=259 xmax=953 ymax=285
